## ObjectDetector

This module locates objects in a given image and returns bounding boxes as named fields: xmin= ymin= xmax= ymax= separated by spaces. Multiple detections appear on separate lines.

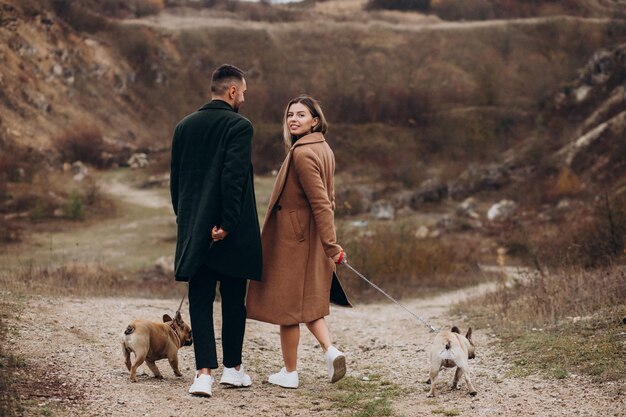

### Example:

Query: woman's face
xmin=287 ymin=102 xmax=319 ymax=137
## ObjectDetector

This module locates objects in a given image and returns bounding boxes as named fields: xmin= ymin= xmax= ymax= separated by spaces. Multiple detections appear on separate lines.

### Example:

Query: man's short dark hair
xmin=211 ymin=64 xmax=245 ymax=95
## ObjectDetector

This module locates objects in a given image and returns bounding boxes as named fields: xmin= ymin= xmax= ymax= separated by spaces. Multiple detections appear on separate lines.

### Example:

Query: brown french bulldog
xmin=427 ymin=326 xmax=477 ymax=397
xmin=122 ymin=311 xmax=193 ymax=382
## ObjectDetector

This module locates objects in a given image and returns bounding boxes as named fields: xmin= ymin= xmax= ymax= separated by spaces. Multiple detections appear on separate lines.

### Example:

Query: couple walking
xmin=169 ymin=64 xmax=351 ymax=397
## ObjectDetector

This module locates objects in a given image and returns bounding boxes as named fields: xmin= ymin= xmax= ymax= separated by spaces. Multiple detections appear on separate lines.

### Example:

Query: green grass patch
xmin=317 ymin=375 xmax=404 ymax=417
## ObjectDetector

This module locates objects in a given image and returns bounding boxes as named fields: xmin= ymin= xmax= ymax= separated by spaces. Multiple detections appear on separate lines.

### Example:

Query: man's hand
xmin=211 ymin=226 xmax=229 ymax=242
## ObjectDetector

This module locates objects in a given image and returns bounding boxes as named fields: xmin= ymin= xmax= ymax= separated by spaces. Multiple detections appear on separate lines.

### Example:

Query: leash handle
xmin=342 ymin=260 xmax=439 ymax=333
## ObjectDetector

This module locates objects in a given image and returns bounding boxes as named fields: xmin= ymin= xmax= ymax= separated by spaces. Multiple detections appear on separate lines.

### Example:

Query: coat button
xmin=276 ymin=204 xmax=282 ymax=211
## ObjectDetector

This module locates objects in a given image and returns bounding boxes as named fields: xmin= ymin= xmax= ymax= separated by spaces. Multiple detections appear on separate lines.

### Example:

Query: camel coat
xmin=247 ymin=132 xmax=350 ymax=325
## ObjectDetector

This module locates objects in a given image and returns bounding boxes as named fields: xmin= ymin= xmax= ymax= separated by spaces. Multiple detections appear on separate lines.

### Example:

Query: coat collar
xmin=290 ymin=132 xmax=325 ymax=149
xmin=198 ymin=99 xmax=234 ymax=112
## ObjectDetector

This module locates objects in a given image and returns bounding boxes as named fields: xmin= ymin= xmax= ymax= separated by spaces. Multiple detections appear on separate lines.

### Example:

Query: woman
xmin=247 ymin=95 xmax=351 ymax=389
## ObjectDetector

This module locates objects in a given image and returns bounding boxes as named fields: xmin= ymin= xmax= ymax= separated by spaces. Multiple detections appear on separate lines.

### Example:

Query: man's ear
xmin=229 ymin=85 xmax=237 ymax=99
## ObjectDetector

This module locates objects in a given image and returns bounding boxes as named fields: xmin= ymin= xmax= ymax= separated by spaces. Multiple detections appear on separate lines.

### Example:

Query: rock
xmin=487 ymin=200 xmax=518 ymax=222
xmin=154 ymin=256 xmax=174 ymax=275
xmin=457 ymin=197 xmax=480 ymax=219
xmin=391 ymin=190 xmax=414 ymax=209
xmin=370 ymin=200 xmax=394 ymax=220
xmin=415 ymin=225 xmax=429 ymax=239
xmin=450 ymin=164 xmax=510 ymax=200
xmin=411 ymin=178 xmax=448 ymax=207
xmin=71 ymin=161 xmax=88 ymax=182
xmin=128 ymin=153 xmax=149 ymax=169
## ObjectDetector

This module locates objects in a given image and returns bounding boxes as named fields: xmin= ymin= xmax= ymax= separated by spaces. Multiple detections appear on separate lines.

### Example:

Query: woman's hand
xmin=332 ymin=250 xmax=347 ymax=265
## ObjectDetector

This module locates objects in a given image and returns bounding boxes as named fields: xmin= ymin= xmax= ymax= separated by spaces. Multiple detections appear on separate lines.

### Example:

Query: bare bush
xmin=53 ymin=124 xmax=107 ymax=167
xmin=134 ymin=0 xmax=165 ymax=17
xmin=482 ymin=267 xmax=625 ymax=326
xmin=366 ymin=0 xmax=431 ymax=12
xmin=50 ymin=0 xmax=110 ymax=32
xmin=336 ymin=224 xmax=483 ymax=300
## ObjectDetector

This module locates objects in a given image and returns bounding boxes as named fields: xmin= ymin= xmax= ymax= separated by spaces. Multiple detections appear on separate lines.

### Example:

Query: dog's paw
xmin=451 ymin=384 xmax=459 ymax=390
xmin=154 ymin=375 xmax=164 ymax=380
xmin=427 ymin=392 xmax=435 ymax=398
xmin=469 ymin=391 xmax=477 ymax=397
xmin=425 ymin=379 xmax=431 ymax=385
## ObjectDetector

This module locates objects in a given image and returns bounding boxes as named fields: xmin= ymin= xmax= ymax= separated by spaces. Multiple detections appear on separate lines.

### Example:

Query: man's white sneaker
xmin=220 ymin=365 xmax=252 ymax=387
xmin=267 ymin=367 xmax=299 ymax=389
xmin=325 ymin=346 xmax=346 ymax=383
xmin=189 ymin=373 xmax=214 ymax=397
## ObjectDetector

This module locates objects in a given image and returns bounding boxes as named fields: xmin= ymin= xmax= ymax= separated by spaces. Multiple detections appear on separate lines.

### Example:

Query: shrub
xmin=366 ymin=0 xmax=431 ymax=12
xmin=552 ymin=167 xmax=582 ymax=197
xmin=134 ymin=0 xmax=164 ymax=17
xmin=50 ymin=0 xmax=110 ymax=32
xmin=110 ymin=26 xmax=158 ymax=84
xmin=0 ymin=218 xmax=21 ymax=244
xmin=431 ymin=0 xmax=494 ymax=20
xmin=336 ymin=223 xmax=483 ymax=300
xmin=63 ymin=190 xmax=85 ymax=220
xmin=53 ymin=124 xmax=107 ymax=167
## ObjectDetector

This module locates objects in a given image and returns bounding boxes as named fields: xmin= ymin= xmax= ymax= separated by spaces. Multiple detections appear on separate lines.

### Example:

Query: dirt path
xmin=3 ymin=175 xmax=623 ymax=416
xmin=4 ymin=280 xmax=623 ymax=417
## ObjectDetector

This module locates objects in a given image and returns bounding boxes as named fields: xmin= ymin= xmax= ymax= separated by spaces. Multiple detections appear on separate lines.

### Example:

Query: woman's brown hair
xmin=282 ymin=95 xmax=329 ymax=154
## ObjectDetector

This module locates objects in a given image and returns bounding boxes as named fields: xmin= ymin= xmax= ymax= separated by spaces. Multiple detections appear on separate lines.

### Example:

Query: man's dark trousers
xmin=188 ymin=262 xmax=247 ymax=369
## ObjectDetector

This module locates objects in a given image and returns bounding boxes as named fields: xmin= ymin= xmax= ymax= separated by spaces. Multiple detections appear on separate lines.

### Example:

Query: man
xmin=170 ymin=64 xmax=262 ymax=397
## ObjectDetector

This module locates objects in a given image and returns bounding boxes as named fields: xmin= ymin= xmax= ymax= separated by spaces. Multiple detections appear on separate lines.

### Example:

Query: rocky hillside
xmin=1 ymin=0 xmax=626 ymax=244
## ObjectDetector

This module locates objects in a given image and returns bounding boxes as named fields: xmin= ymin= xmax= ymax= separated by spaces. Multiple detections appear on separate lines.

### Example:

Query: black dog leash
xmin=342 ymin=259 xmax=439 ymax=333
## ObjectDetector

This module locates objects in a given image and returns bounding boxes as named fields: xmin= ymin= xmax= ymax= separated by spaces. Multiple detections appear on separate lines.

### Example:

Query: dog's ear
xmin=163 ymin=314 xmax=173 ymax=323
xmin=174 ymin=311 xmax=183 ymax=325
xmin=451 ymin=326 xmax=460 ymax=334
xmin=466 ymin=327 xmax=473 ymax=340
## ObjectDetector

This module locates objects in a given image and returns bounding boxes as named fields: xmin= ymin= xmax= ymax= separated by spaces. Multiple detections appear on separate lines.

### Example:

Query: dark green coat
xmin=170 ymin=100 xmax=262 ymax=281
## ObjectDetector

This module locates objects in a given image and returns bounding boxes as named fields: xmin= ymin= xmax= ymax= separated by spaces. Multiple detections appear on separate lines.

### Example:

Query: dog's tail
xmin=445 ymin=341 xmax=451 ymax=350
xmin=124 ymin=325 xmax=135 ymax=335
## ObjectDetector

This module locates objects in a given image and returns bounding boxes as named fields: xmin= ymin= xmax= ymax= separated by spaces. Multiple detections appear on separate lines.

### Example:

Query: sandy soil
xmin=4 ymin=280 xmax=623 ymax=417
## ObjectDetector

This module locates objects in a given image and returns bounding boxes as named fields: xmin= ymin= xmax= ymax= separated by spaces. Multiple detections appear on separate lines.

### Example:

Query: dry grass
xmin=0 ymin=261 xmax=180 ymax=298
xmin=503 ymin=193 xmax=626 ymax=269
xmin=336 ymin=223 xmax=485 ymax=301
xmin=458 ymin=265 xmax=626 ymax=382
xmin=0 ymin=302 xmax=26 ymax=417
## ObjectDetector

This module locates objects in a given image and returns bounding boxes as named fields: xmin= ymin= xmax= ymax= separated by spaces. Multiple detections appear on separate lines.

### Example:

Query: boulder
xmin=71 ymin=161 xmax=88 ymax=182
xmin=456 ymin=197 xmax=480 ymax=219
xmin=410 ymin=178 xmax=448 ymax=208
xmin=450 ymin=163 xmax=510 ymax=200
xmin=370 ymin=200 xmax=394 ymax=220
xmin=128 ymin=153 xmax=149 ymax=169
xmin=415 ymin=225 xmax=429 ymax=239
xmin=487 ymin=200 xmax=518 ymax=222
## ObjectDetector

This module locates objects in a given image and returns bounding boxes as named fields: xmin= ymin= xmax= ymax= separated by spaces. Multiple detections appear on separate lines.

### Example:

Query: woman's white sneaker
xmin=220 ymin=365 xmax=252 ymax=387
xmin=268 ymin=367 xmax=299 ymax=389
xmin=325 ymin=346 xmax=346 ymax=383
xmin=189 ymin=373 xmax=214 ymax=397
